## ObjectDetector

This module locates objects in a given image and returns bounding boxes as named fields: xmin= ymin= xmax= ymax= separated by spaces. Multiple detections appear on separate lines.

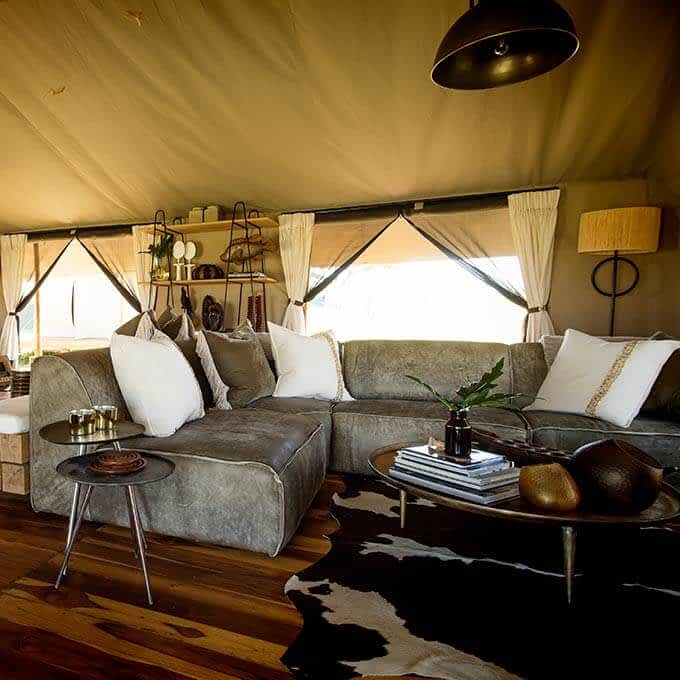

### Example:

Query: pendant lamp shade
xmin=431 ymin=0 xmax=579 ymax=90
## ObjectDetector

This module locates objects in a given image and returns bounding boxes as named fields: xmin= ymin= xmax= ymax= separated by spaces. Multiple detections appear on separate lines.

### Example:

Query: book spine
xmin=389 ymin=469 xmax=518 ymax=505
xmin=393 ymin=461 xmax=518 ymax=489
xmin=396 ymin=453 xmax=510 ymax=477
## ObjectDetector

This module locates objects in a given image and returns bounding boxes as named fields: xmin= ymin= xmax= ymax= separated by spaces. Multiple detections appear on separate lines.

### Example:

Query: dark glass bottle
xmin=445 ymin=410 xmax=472 ymax=458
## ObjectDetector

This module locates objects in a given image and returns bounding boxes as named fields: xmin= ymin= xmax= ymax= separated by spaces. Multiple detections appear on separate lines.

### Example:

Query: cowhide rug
xmin=283 ymin=476 xmax=680 ymax=680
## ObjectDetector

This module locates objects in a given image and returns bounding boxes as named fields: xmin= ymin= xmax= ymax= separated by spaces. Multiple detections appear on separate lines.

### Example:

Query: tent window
xmin=306 ymin=216 xmax=525 ymax=343
xmin=18 ymin=239 xmax=136 ymax=364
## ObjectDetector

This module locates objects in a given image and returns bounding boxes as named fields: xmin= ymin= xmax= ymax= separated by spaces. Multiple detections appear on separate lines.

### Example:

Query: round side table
xmin=55 ymin=451 xmax=175 ymax=605
xmin=39 ymin=420 xmax=146 ymax=563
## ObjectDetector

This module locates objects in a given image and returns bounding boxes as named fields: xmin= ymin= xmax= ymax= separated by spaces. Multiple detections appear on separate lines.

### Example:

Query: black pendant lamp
xmin=431 ymin=0 xmax=579 ymax=90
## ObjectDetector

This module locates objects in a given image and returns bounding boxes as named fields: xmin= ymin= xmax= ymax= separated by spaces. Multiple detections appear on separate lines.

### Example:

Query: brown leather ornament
xmin=519 ymin=463 xmax=581 ymax=513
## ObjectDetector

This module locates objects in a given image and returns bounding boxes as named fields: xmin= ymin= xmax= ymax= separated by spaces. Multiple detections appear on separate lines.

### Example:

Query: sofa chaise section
xmin=248 ymin=396 xmax=334 ymax=453
xmin=30 ymin=350 xmax=327 ymax=556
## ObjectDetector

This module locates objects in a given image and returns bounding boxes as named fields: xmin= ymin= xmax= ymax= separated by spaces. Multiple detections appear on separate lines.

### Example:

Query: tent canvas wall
xmin=0 ymin=0 xmax=678 ymax=336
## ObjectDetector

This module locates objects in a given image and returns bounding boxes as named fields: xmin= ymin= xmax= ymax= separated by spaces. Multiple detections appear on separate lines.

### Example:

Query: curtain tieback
xmin=528 ymin=306 xmax=547 ymax=314
xmin=7 ymin=312 xmax=20 ymax=354
xmin=288 ymin=299 xmax=305 ymax=307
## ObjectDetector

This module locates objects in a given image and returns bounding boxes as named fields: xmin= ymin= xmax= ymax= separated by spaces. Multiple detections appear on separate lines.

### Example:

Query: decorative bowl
xmin=568 ymin=439 xmax=663 ymax=513
xmin=519 ymin=463 xmax=581 ymax=513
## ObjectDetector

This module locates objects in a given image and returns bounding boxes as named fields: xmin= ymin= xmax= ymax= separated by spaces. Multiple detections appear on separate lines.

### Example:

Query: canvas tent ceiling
xmin=0 ymin=0 xmax=678 ymax=231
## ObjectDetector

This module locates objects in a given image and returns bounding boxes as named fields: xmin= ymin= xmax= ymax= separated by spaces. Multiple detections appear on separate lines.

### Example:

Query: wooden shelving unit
xmin=140 ymin=216 xmax=277 ymax=235
xmin=146 ymin=204 xmax=277 ymax=330
xmin=152 ymin=276 xmax=277 ymax=287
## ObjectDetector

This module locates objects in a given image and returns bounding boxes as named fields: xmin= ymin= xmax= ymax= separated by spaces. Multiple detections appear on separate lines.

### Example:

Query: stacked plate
xmin=90 ymin=451 xmax=147 ymax=475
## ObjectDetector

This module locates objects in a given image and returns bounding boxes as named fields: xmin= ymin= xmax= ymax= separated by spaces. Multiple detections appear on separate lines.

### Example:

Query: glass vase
xmin=445 ymin=410 xmax=472 ymax=458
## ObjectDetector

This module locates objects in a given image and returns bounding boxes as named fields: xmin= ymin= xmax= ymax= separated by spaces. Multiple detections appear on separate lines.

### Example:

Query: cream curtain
xmin=79 ymin=233 xmax=141 ymax=312
xmin=508 ymin=189 xmax=561 ymax=341
xmin=132 ymin=226 xmax=154 ymax=311
xmin=0 ymin=234 xmax=27 ymax=362
xmin=279 ymin=212 xmax=315 ymax=333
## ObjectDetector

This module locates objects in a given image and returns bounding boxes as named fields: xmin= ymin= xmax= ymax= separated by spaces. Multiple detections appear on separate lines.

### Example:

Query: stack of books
xmin=389 ymin=444 xmax=520 ymax=505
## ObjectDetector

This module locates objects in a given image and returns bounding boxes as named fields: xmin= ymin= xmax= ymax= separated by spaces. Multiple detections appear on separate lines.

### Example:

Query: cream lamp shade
xmin=578 ymin=207 xmax=661 ymax=254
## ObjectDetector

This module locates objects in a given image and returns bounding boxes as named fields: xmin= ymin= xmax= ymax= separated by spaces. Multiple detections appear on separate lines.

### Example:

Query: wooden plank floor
xmin=0 ymin=478 xmax=426 ymax=680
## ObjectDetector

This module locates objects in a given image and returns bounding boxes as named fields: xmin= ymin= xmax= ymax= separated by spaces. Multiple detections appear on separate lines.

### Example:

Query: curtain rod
xmin=294 ymin=185 xmax=560 ymax=216
xmin=24 ymin=222 xmax=153 ymax=242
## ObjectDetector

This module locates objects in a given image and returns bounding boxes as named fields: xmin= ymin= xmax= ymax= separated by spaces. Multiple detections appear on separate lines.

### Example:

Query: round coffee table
xmin=370 ymin=444 xmax=680 ymax=604
xmin=40 ymin=420 xmax=146 ymax=563
xmin=54 ymin=451 xmax=175 ymax=605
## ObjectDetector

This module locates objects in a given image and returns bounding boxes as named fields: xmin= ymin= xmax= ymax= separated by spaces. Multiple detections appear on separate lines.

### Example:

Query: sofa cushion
xmin=0 ymin=395 xmax=30 ymax=434
xmin=342 ymin=340 xmax=512 ymax=401
xmin=88 ymin=409 xmax=325 ymax=556
xmin=508 ymin=342 xmax=547 ymax=408
xmin=523 ymin=410 xmax=680 ymax=467
xmin=330 ymin=399 xmax=528 ymax=474
xmin=248 ymin=396 xmax=333 ymax=455
xmin=124 ymin=408 xmax=318 ymax=469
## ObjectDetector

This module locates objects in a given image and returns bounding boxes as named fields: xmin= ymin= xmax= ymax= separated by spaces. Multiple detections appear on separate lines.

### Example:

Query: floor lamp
xmin=578 ymin=207 xmax=661 ymax=336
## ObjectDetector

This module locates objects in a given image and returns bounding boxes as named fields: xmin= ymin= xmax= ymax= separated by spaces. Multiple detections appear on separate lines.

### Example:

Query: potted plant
xmin=406 ymin=358 xmax=524 ymax=458
xmin=145 ymin=234 xmax=174 ymax=281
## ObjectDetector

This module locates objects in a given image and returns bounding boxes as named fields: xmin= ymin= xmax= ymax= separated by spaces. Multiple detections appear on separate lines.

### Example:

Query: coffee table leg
xmin=400 ymin=489 xmax=407 ymax=529
xmin=562 ymin=526 xmax=576 ymax=605
xmin=126 ymin=486 xmax=153 ymax=606
xmin=55 ymin=484 xmax=93 ymax=590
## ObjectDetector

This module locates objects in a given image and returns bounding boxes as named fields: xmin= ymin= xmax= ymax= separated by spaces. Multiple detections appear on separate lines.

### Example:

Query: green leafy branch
xmin=405 ymin=358 xmax=526 ymax=414
xmin=145 ymin=234 xmax=174 ymax=260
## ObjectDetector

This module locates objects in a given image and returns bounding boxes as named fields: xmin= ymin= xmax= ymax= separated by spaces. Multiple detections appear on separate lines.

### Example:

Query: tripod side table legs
xmin=55 ymin=484 xmax=93 ymax=589
xmin=55 ymin=482 xmax=155 ymax=606
xmin=126 ymin=486 xmax=153 ymax=605
xmin=64 ymin=443 xmax=88 ymax=576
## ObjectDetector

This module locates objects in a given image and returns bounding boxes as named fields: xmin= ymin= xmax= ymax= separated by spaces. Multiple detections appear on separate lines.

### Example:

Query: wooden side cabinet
xmin=0 ymin=433 xmax=30 ymax=495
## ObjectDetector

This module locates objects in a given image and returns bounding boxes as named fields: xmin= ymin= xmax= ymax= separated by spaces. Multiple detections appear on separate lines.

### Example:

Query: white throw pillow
xmin=110 ymin=329 xmax=204 ymax=436
xmin=134 ymin=311 xmax=157 ymax=340
xmin=268 ymin=322 xmax=352 ymax=401
xmin=526 ymin=329 xmax=680 ymax=427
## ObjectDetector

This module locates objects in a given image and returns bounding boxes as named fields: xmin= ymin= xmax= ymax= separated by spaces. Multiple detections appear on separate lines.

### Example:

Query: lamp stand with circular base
xmin=590 ymin=250 xmax=640 ymax=337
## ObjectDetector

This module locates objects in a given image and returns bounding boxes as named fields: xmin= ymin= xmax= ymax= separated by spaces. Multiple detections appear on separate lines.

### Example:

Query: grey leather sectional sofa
xmin=30 ymin=336 xmax=680 ymax=555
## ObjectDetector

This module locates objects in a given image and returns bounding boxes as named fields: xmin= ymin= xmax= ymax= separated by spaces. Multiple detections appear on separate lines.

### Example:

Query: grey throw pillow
xmin=115 ymin=311 xmax=157 ymax=336
xmin=160 ymin=312 xmax=195 ymax=341
xmin=197 ymin=322 xmax=276 ymax=408
xmin=175 ymin=338 xmax=214 ymax=409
